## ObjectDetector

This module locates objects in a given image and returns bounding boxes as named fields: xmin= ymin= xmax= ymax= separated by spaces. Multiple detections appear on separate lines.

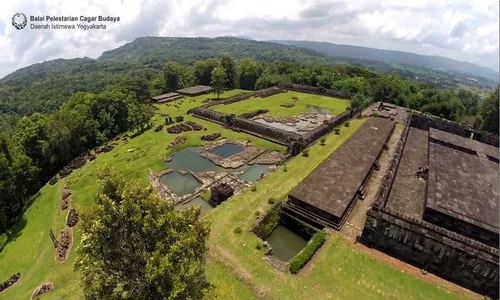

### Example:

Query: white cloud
xmin=0 ymin=0 xmax=498 ymax=78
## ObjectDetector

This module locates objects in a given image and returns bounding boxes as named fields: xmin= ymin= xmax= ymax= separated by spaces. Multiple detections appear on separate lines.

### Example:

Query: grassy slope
xmin=0 ymin=90 xmax=464 ymax=300
xmin=204 ymin=118 xmax=465 ymax=300
xmin=212 ymin=91 xmax=350 ymax=117
xmin=0 ymin=89 xmax=279 ymax=300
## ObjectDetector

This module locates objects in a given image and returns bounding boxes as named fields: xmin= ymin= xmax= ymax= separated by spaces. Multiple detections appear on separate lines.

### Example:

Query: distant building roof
xmin=176 ymin=85 xmax=213 ymax=96
xmin=152 ymin=92 xmax=180 ymax=101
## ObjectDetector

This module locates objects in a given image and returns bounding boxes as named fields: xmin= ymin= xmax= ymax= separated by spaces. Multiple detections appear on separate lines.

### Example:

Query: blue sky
xmin=0 ymin=0 xmax=498 ymax=78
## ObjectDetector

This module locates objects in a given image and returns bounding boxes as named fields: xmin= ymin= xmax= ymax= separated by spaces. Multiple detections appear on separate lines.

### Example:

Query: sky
xmin=0 ymin=0 xmax=498 ymax=78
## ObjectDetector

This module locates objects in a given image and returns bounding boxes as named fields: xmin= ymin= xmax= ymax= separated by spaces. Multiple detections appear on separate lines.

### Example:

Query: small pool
xmin=167 ymin=147 xmax=226 ymax=173
xmin=210 ymin=143 xmax=245 ymax=158
xmin=175 ymin=197 xmax=213 ymax=215
xmin=266 ymin=225 xmax=308 ymax=262
xmin=240 ymin=165 xmax=269 ymax=183
xmin=160 ymin=171 xmax=201 ymax=196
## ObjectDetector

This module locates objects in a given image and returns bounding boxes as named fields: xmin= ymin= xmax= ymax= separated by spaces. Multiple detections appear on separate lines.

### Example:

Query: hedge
xmin=289 ymin=230 xmax=326 ymax=274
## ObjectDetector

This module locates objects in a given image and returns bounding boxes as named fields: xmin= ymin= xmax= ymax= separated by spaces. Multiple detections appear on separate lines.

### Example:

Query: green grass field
xmin=0 ymin=90 xmax=469 ymax=300
xmin=212 ymin=91 xmax=350 ymax=117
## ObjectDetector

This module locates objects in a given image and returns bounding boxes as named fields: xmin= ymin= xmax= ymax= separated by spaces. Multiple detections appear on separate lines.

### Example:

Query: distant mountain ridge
xmin=270 ymin=40 xmax=499 ymax=81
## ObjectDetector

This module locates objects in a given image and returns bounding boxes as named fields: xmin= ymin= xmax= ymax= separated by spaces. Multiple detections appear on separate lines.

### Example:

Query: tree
xmin=75 ymin=166 xmax=211 ymax=300
xmin=163 ymin=62 xmax=185 ymax=92
xmin=220 ymin=53 xmax=237 ymax=89
xmin=480 ymin=88 xmax=499 ymax=134
xmin=194 ymin=59 xmax=220 ymax=86
xmin=238 ymin=58 xmax=261 ymax=90
xmin=211 ymin=67 xmax=226 ymax=99
xmin=457 ymin=89 xmax=479 ymax=115
xmin=350 ymin=93 xmax=367 ymax=109
xmin=120 ymin=77 xmax=151 ymax=102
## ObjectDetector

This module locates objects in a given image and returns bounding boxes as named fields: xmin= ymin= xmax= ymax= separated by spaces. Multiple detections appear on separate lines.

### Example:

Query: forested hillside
xmin=272 ymin=40 xmax=499 ymax=81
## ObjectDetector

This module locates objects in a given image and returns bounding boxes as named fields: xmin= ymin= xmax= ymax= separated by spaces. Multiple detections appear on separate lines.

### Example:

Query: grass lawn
xmin=212 ymin=91 xmax=350 ymax=117
xmin=0 ymin=89 xmax=467 ymax=300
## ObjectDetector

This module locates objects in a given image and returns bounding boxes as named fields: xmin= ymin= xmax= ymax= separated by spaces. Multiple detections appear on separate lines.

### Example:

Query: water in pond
xmin=306 ymin=104 xmax=332 ymax=115
xmin=160 ymin=171 xmax=201 ymax=196
xmin=175 ymin=197 xmax=213 ymax=215
xmin=210 ymin=143 xmax=245 ymax=158
xmin=240 ymin=165 xmax=269 ymax=183
xmin=167 ymin=147 xmax=225 ymax=173
xmin=266 ymin=225 xmax=308 ymax=262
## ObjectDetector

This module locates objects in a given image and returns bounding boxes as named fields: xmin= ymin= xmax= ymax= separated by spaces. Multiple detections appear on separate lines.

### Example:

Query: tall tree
xmin=238 ymin=58 xmax=261 ymax=90
xmin=163 ymin=62 xmax=185 ymax=92
xmin=457 ymin=89 xmax=479 ymax=115
xmin=75 ymin=165 xmax=211 ymax=300
xmin=194 ymin=58 xmax=220 ymax=86
xmin=480 ymin=88 xmax=499 ymax=134
xmin=120 ymin=77 xmax=152 ymax=102
xmin=220 ymin=53 xmax=237 ymax=89
xmin=211 ymin=67 xmax=226 ymax=99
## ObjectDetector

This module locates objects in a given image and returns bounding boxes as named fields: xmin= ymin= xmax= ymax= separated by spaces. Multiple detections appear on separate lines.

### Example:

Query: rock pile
xmin=60 ymin=185 xmax=72 ymax=211
xmin=32 ymin=283 xmax=53 ymax=299
xmin=0 ymin=273 xmax=21 ymax=293
xmin=167 ymin=121 xmax=203 ymax=134
xmin=155 ymin=124 xmax=164 ymax=132
xmin=201 ymin=133 xmax=221 ymax=141
xmin=66 ymin=209 xmax=79 ymax=227
xmin=95 ymin=144 xmax=114 ymax=154
xmin=56 ymin=228 xmax=72 ymax=263
xmin=166 ymin=136 xmax=187 ymax=150
xmin=280 ymin=103 xmax=295 ymax=108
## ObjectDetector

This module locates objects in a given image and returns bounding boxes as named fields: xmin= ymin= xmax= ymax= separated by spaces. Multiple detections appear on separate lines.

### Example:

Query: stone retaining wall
xmin=277 ymin=83 xmax=353 ymax=99
xmin=362 ymin=209 xmax=499 ymax=298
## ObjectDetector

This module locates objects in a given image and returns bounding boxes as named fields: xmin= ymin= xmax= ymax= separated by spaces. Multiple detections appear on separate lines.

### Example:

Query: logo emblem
xmin=12 ymin=13 xmax=27 ymax=30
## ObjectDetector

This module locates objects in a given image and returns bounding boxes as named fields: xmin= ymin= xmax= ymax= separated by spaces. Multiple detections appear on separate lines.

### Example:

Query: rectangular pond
xmin=210 ymin=143 xmax=245 ymax=158
xmin=160 ymin=171 xmax=201 ymax=196
xmin=175 ymin=197 xmax=213 ymax=216
xmin=240 ymin=165 xmax=270 ymax=183
xmin=266 ymin=225 xmax=308 ymax=262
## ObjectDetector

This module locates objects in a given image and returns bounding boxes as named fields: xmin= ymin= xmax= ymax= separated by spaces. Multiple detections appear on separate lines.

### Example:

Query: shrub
xmin=334 ymin=128 xmax=340 ymax=135
xmin=289 ymin=231 xmax=326 ymax=274
xmin=255 ymin=243 xmax=262 ymax=250
xmin=0 ymin=233 xmax=7 ymax=253
xmin=373 ymin=111 xmax=380 ymax=117
xmin=175 ymin=116 xmax=184 ymax=122
xmin=233 ymin=227 xmax=242 ymax=234
xmin=268 ymin=197 xmax=276 ymax=205
xmin=251 ymin=185 xmax=257 ymax=192
xmin=301 ymin=149 xmax=309 ymax=157
xmin=320 ymin=137 xmax=326 ymax=146
xmin=283 ymin=165 xmax=288 ymax=172
xmin=255 ymin=211 xmax=261 ymax=216
xmin=390 ymin=116 xmax=395 ymax=121
xmin=344 ymin=121 xmax=350 ymax=127
xmin=200 ymin=190 xmax=211 ymax=201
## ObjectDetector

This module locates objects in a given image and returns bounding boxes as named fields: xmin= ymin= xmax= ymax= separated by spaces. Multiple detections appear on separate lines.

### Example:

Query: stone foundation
xmin=31 ymin=282 xmax=54 ymax=299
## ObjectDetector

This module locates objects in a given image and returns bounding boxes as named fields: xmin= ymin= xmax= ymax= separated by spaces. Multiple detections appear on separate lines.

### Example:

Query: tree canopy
xmin=75 ymin=166 xmax=211 ymax=300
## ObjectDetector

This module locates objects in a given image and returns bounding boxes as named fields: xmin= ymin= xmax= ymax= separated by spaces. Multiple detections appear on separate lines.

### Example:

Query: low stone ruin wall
xmin=473 ymin=131 xmax=499 ymax=147
xmin=277 ymin=83 xmax=352 ymax=99
xmin=31 ymin=282 xmax=54 ymax=299
xmin=188 ymin=107 xmax=228 ymax=124
xmin=199 ymin=86 xmax=285 ymax=109
xmin=0 ymin=273 xmax=21 ymax=293
xmin=372 ymin=112 xmax=412 ymax=209
xmin=252 ymin=202 xmax=283 ymax=240
xmin=361 ymin=209 xmax=499 ymax=298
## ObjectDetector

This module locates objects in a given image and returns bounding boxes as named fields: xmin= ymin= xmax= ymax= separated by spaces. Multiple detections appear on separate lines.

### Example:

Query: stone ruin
xmin=31 ymin=282 xmax=53 ymax=299
xmin=238 ymin=109 xmax=269 ymax=119
xmin=209 ymin=183 xmax=234 ymax=206
xmin=66 ymin=209 xmax=79 ymax=227
xmin=58 ymin=152 xmax=96 ymax=178
xmin=95 ymin=144 xmax=115 ymax=154
xmin=166 ymin=136 xmax=187 ymax=150
xmin=0 ymin=273 xmax=21 ymax=293
xmin=60 ymin=185 xmax=72 ymax=211
xmin=154 ymin=124 xmax=164 ymax=132
xmin=56 ymin=228 xmax=72 ymax=263
xmin=200 ymin=133 xmax=221 ymax=141
xmin=279 ymin=103 xmax=295 ymax=108
xmin=166 ymin=121 xmax=203 ymax=134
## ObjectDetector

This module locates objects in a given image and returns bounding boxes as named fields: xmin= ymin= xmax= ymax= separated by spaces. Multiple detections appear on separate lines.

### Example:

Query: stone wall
xmin=232 ymin=118 xmax=301 ymax=144
xmin=372 ymin=111 xmax=412 ymax=209
xmin=277 ymin=83 xmax=353 ymax=99
xmin=302 ymin=108 xmax=359 ymax=146
xmin=280 ymin=211 xmax=318 ymax=240
xmin=199 ymin=87 xmax=285 ymax=109
xmin=362 ymin=209 xmax=499 ymax=298
xmin=252 ymin=202 xmax=282 ymax=240
xmin=410 ymin=111 xmax=499 ymax=147
xmin=423 ymin=207 xmax=499 ymax=248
